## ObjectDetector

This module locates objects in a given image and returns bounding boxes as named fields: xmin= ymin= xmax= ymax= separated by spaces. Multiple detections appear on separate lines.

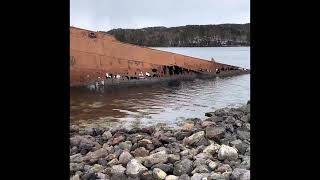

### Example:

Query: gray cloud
xmin=70 ymin=0 xmax=250 ymax=31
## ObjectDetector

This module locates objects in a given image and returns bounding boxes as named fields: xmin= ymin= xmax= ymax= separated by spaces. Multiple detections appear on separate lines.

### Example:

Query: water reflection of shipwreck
xmin=70 ymin=27 xmax=250 ymax=87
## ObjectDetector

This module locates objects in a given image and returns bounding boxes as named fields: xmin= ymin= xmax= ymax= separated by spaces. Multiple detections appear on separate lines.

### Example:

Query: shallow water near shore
xmin=70 ymin=47 xmax=250 ymax=128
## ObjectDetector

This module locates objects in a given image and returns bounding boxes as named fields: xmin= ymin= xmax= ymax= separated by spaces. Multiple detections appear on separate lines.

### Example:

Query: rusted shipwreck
xmin=70 ymin=26 xmax=249 ymax=87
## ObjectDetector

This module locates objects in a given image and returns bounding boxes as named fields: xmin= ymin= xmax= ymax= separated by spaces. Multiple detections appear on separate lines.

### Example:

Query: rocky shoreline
xmin=70 ymin=101 xmax=250 ymax=180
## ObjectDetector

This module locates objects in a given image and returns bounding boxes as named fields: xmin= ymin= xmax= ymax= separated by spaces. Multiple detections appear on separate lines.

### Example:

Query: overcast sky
xmin=70 ymin=0 xmax=250 ymax=31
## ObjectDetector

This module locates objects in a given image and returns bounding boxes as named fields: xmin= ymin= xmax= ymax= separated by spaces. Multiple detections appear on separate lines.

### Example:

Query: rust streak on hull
xmin=70 ymin=26 xmax=249 ymax=87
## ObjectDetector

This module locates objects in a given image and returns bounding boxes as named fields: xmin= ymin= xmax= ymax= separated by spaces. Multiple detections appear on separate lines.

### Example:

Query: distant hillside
xmin=103 ymin=23 xmax=250 ymax=47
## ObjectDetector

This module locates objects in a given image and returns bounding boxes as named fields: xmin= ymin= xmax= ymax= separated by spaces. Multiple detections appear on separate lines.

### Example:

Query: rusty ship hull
xmin=70 ymin=27 xmax=249 ymax=87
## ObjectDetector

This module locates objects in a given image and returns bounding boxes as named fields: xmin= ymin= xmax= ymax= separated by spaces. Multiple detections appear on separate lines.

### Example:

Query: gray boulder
xmin=132 ymin=147 xmax=149 ymax=157
xmin=119 ymin=151 xmax=133 ymax=166
xmin=173 ymin=159 xmax=193 ymax=176
xmin=205 ymin=126 xmax=225 ymax=141
xmin=236 ymin=129 xmax=250 ymax=141
xmin=183 ymin=131 xmax=205 ymax=146
xmin=126 ymin=159 xmax=148 ymax=178
xmin=143 ymin=150 xmax=169 ymax=167
xmin=151 ymin=163 xmax=174 ymax=174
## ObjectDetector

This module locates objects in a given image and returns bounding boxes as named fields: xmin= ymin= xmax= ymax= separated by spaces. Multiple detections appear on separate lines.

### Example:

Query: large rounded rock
xmin=110 ymin=165 xmax=126 ymax=175
xmin=126 ymin=159 xmax=148 ymax=178
xmin=80 ymin=147 xmax=110 ymax=163
xmin=143 ymin=150 xmax=169 ymax=167
xmin=153 ymin=168 xmax=167 ymax=179
xmin=205 ymin=126 xmax=226 ymax=141
xmin=218 ymin=145 xmax=238 ymax=161
xmin=231 ymin=168 xmax=250 ymax=180
xmin=132 ymin=147 xmax=150 ymax=157
xmin=119 ymin=151 xmax=133 ymax=166
xmin=182 ymin=131 xmax=205 ymax=146
xmin=178 ymin=174 xmax=190 ymax=180
xmin=173 ymin=159 xmax=193 ymax=176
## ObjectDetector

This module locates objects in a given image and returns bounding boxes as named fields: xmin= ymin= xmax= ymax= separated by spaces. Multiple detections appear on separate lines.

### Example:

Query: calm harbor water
xmin=70 ymin=47 xmax=250 ymax=128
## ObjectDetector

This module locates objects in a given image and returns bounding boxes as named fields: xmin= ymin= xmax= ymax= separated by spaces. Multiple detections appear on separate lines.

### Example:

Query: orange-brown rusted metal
xmin=70 ymin=26 xmax=248 ymax=87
